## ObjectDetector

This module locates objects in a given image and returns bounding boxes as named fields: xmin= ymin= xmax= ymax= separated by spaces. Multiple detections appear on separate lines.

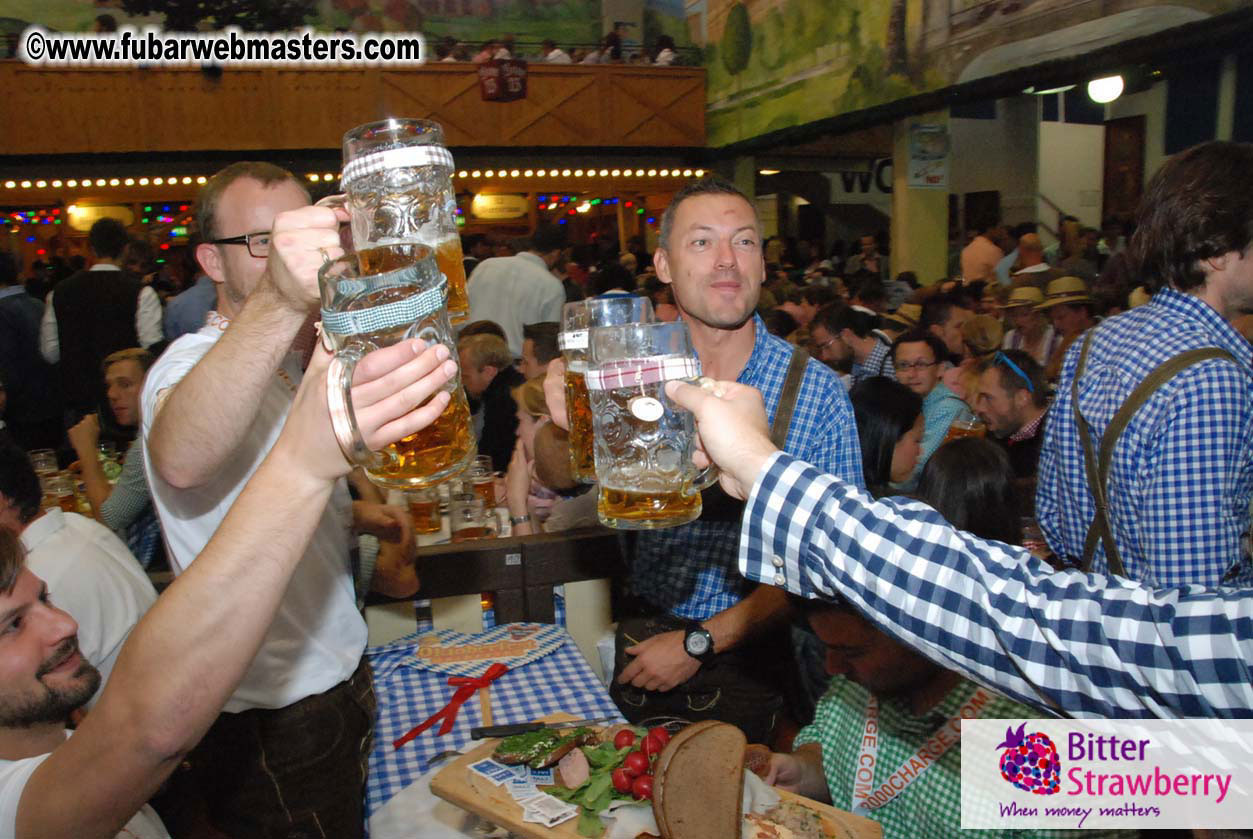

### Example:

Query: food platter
xmin=429 ymin=715 xmax=882 ymax=839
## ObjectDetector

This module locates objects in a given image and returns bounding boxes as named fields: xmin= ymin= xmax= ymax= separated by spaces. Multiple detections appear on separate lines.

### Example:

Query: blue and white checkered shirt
xmin=630 ymin=315 xmax=863 ymax=620
xmin=739 ymin=452 xmax=1253 ymax=719
xmin=1035 ymin=288 xmax=1253 ymax=587
xmin=850 ymin=332 xmax=895 ymax=385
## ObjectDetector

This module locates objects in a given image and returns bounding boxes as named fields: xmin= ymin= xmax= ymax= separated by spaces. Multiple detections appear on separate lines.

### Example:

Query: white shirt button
xmin=773 ymin=573 xmax=786 ymax=586
xmin=772 ymin=555 xmax=784 ymax=568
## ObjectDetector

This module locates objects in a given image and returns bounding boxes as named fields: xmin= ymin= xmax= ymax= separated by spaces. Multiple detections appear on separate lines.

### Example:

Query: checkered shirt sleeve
xmin=851 ymin=338 xmax=895 ymax=384
xmin=740 ymin=452 xmax=1253 ymax=719
xmin=630 ymin=319 xmax=864 ymax=620
xmin=1035 ymin=289 xmax=1253 ymax=587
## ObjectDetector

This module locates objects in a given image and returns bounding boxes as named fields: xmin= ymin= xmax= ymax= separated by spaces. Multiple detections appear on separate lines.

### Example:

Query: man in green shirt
xmin=764 ymin=599 xmax=1135 ymax=839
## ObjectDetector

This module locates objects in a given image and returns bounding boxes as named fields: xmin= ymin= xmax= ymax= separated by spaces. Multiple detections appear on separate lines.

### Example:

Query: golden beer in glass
xmin=565 ymin=362 xmax=595 ymax=482
xmin=320 ymin=244 xmax=476 ymax=490
xmin=407 ymin=488 xmax=443 ymax=535
xmin=597 ymin=484 xmax=702 ymax=529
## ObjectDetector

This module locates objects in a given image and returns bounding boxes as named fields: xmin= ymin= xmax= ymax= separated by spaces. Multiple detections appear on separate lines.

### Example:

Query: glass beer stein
xmin=340 ymin=118 xmax=469 ymax=325
xmin=585 ymin=321 xmax=710 ymax=530
xmin=559 ymin=295 xmax=654 ymax=483
xmin=319 ymin=243 xmax=476 ymax=490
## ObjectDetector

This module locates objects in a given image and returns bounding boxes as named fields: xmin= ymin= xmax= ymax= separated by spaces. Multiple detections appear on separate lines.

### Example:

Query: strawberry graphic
xmin=996 ymin=723 xmax=1061 ymax=795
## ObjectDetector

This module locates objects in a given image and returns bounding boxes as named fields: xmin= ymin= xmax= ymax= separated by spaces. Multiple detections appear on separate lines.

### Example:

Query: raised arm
xmin=146 ymin=205 xmax=346 ymax=489
xmin=18 ymin=337 xmax=458 ymax=838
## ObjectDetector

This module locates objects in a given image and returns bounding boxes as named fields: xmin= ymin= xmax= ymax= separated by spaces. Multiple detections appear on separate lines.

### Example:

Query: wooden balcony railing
xmin=0 ymin=62 xmax=706 ymax=156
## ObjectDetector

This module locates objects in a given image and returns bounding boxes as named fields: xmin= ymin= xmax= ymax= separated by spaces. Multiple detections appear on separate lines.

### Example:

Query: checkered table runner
xmin=365 ymin=625 xmax=623 ymax=820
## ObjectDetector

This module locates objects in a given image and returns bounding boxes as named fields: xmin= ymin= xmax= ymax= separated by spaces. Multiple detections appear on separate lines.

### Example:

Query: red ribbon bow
xmin=393 ymin=662 xmax=510 ymax=750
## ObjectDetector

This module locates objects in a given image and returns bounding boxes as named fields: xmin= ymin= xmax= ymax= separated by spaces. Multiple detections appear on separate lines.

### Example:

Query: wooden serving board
xmin=429 ymin=715 xmax=882 ymax=839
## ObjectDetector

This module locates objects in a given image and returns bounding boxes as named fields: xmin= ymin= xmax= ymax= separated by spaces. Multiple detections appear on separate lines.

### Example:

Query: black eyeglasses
xmin=208 ymin=231 xmax=271 ymax=258
xmin=995 ymin=351 xmax=1034 ymax=393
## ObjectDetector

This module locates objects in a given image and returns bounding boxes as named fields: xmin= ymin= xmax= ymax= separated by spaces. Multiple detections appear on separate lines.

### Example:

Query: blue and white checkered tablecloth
xmin=365 ymin=626 xmax=623 ymax=820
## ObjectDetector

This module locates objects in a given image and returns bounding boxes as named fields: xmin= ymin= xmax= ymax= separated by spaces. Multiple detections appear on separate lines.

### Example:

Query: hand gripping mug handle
xmin=326 ymin=345 xmax=389 ymax=471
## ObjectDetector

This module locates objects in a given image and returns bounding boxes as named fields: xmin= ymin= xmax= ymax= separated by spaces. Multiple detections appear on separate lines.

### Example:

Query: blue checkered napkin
xmin=365 ymin=627 xmax=625 ymax=820
xmin=401 ymin=622 xmax=567 ymax=678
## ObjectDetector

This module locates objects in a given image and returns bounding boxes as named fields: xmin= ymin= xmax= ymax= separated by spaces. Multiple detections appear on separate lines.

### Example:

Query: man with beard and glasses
xmin=0 ymin=323 xmax=457 ymax=837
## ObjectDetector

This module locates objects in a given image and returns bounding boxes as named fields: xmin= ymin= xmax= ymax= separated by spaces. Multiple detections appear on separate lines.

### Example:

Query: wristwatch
xmin=509 ymin=513 xmax=531 ymax=526
xmin=683 ymin=621 xmax=715 ymax=664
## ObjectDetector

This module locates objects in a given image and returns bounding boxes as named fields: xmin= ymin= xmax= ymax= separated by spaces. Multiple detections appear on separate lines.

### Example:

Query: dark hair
xmin=895 ymin=271 xmax=919 ymax=289
xmin=522 ymin=322 xmax=560 ymax=364
xmin=659 ymin=177 xmax=755 ymax=250
xmin=828 ymin=305 xmax=880 ymax=339
xmin=890 ymin=329 xmax=947 ymax=366
xmin=589 ymin=263 xmax=635 ymax=296
xmin=762 ymin=308 xmax=798 ymax=338
xmin=810 ymin=301 xmax=849 ymax=336
xmin=0 ymin=529 xmax=22 ymax=595
xmin=849 ymin=376 xmax=923 ymax=497
xmin=850 ymin=278 xmax=886 ymax=307
xmin=919 ymin=293 xmax=968 ymax=332
xmin=88 ymin=218 xmax=130 ymax=260
xmin=1131 ymin=141 xmax=1253 ymax=293
xmin=530 ymin=224 xmax=567 ymax=255
xmin=94 ymin=13 xmax=117 ymax=31
xmin=542 ymin=39 xmax=557 ymax=49
xmin=979 ymin=349 xmax=1048 ymax=408
xmin=0 ymin=442 xmax=42 ymax=526
xmin=917 ymin=438 xmax=1022 ymax=545
xmin=458 ymin=319 xmax=507 ymax=341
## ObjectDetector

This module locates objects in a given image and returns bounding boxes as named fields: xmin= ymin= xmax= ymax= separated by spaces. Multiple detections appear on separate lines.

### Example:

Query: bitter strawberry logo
xmin=996 ymin=723 xmax=1061 ymax=795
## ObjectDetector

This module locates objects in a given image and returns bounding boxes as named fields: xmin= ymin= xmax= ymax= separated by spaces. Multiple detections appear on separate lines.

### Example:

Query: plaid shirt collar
xmin=1152 ymin=287 xmax=1253 ymax=368
xmin=1008 ymin=407 xmax=1047 ymax=444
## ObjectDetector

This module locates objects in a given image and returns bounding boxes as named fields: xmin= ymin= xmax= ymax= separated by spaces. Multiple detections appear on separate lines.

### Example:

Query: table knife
xmin=470 ymin=716 xmax=618 ymax=739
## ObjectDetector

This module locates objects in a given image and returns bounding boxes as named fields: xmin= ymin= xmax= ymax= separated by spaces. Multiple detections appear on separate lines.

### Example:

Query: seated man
xmin=764 ymin=598 xmax=1132 ymax=839
xmin=890 ymin=330 xmax=965 ymax=488
xmin=0 ymin=335 xmax=456 ymax=838
xmin=459 ymin=332 xmax=525 ymax=472
xmin=0 ymin=440 xmax=156 ymax=706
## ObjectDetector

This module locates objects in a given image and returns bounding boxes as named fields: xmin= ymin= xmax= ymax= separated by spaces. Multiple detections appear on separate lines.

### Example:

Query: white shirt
xmin=140 ymin=321 xmax=365 ymax=712
xmin=39 ymin=265 xmax=163 ymax=364
xmin=0 ymin=732 xmax=169 ymax=839
xmin=653 ymin=47 xmax=675 ymax=65
xmin=543 ymin=48 xmax=572 ymax=64
xmin=20 ymin=509 xmax=157 ymax=708
xmin=466 ymin=252 xmax=566 ymax=357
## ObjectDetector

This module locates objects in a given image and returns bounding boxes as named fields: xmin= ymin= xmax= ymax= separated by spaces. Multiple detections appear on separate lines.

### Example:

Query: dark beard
xmin=0 ymin=640 xmax=101 ymax=728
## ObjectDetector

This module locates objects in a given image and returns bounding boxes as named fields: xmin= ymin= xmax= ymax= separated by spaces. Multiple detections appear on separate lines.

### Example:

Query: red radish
xmin=647 ymin=726 xmax=671 ymax=747
xmin=613 ymin=729 xmax=636 ymax=750
xmin=623 ymin=751 xmax=649 ymax=777
xmin=640 ymin=734 xmax=663 ymax=758
xmin=631 ymin=773 xmax=654 ymax=800
xmin=611 ymin=767 xmax=634 ymax=794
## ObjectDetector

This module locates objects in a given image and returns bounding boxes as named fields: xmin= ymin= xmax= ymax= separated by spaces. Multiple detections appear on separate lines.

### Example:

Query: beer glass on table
xmin=340 ymin=118 xmax=469 ymax=325
xmin=450 ymin=492 xmax=497 ymax=541
xmin=319 ymin=243 xmax=476 ymax=490
xmin=586 ymin=321 xmax=711 ymax=530
xmin=407 ymin=487 xmax=443 ymax=535
xmin=559 ymin=296 xmax=654 ymax=483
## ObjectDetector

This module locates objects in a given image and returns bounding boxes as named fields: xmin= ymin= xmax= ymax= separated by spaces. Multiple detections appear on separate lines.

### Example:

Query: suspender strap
xmin=771 ymin=347 xmax=810 ymax=450
xmin=1072 ymin=334 xmax=1236 ymax=574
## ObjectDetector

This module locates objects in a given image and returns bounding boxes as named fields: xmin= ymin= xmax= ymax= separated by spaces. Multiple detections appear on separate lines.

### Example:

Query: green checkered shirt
xmin=795 ymin=676 xmax=1135 ymax=839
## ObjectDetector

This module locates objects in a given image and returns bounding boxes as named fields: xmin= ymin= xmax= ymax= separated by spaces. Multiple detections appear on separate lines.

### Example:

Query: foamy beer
xmin=340 ymin=119 xmax=469 ymax=325
xmin=585 ymin=321 xmax=709 ymax=530
xmin=560 ymin=296 xmax=655 ymax=483
xmin=319 ymin=243 xmax=476 ymax=489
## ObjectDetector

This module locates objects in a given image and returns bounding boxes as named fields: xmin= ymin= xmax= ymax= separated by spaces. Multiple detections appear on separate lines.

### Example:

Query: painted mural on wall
xmin=3 ymin=0 xmax=692 ymax=54
xmin=696 ymin=0 xmax=1249 ymax=147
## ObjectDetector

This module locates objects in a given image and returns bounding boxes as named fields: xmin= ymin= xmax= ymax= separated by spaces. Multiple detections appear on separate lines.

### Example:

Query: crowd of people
xmin=0 ymin=139 xmax=1250 ymax=839
xmin=429 ymin=30 xmax=682 ymax=66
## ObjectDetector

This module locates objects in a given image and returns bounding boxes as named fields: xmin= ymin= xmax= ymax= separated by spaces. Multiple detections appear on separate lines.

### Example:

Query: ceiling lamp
xmin=1087 ymin=75 xmax=1124 ymax=104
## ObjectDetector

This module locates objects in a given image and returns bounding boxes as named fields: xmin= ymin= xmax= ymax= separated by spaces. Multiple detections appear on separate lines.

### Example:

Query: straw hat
xmin=1038 ymin=276 xmax=1091 ymax=309
xmin=962 ymin=314 xmax=1005 ymax=356
xmin=883 ymin=303 xmax=921 ymax=330
xmin=1003 ymin=286 xmax=1045 ymax=310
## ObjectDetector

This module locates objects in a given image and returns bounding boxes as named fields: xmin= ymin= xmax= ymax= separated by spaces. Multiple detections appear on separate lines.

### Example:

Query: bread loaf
xmin=651 ymin=721 xmax=747 ymax=839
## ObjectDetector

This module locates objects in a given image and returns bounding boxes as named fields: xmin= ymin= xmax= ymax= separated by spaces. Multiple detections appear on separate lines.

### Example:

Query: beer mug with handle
xmin=586 ymin=321 xmax=712 ymax=530
xmin=340 ymin=118 xmax=470 ymax=325
xmin=559 ymin=295 xmax=654 ymax=483
xmin=319 ymin=243 xmax=476 ymax=490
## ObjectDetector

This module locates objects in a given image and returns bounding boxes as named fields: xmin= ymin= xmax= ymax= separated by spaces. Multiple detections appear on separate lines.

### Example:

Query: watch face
xmin=686 ymin=631 xmax=710 ymax=656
